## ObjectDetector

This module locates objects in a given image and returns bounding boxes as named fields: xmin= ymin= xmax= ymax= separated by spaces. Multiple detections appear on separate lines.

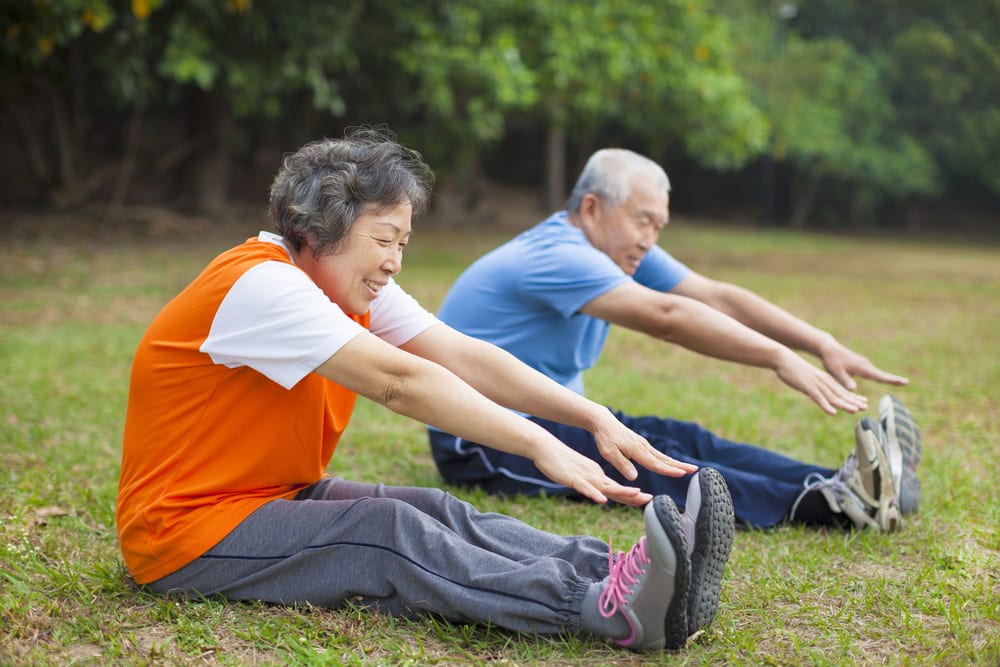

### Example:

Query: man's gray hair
xmin=565 ymin=148 xmax=670 ymax=213
xmin=269 ymin=126 xmax=434 ymax=255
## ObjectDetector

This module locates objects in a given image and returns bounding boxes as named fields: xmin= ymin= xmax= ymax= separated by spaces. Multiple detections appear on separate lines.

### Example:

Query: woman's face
xmin=296 ymin=203 xmax=412 ymax=315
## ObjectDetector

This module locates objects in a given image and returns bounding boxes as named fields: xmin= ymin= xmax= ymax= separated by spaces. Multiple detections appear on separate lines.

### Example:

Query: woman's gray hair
xmin=565 ymin=148 xmax=670 ymax=213
xmin=269 ymin=126 xmax=434 ymax=255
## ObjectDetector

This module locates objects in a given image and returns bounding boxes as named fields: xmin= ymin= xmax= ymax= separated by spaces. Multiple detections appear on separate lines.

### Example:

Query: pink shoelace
xmin=598 ymin=536 xmax=649 ymax=620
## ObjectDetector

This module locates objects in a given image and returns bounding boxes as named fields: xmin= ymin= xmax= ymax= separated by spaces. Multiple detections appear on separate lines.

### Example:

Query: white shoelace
xmin=788 ymin=454 xmax=858 ymax=520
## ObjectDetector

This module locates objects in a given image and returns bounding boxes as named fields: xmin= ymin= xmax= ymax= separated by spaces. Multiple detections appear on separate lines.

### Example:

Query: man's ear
xmin=579 ymin=193 xmax=601 ymax=224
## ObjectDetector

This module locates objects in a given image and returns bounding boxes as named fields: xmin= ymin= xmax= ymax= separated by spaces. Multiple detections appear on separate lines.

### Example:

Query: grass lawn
xmin=1 ymin=215 xmax=998 ymax=665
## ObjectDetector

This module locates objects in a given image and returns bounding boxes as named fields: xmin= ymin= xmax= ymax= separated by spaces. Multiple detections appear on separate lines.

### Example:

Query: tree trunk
xmin=790 ymin=164 xmax=822 ymax=229
xmin=905 ymin=197 xmax=923 ymax=234
xmin=759 ymin=155 xmax=776 ymax=226
xmin=107 ymin=101 xmax=146 ymax=219
xmin=545 ymin=125 xmax=566 ymax=212
xmin=68 ymin=39 xmax=88 ymax=142
xmin=195 ymin=97 xmax=233 ymax=216
xmin=176 ymin=89 xmax=233 ymax=216
xmin=37 ymin=77 xmax=77 ymax=189
xmin=4 ymin=90 xmax=52 ymax=184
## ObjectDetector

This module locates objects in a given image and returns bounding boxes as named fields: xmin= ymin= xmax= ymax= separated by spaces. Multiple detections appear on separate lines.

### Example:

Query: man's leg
xmin=429 ymin=426 xmax=580 ymax=497
xmin=429 ymin=411 xmax=836 ymax=528
xmin=616 ymin=412 xmax=835 ymax=528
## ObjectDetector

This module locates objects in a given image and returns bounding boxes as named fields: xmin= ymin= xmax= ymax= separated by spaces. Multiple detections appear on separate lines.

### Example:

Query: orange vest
xmin=116 ymin=239 xmax=369 ymax=584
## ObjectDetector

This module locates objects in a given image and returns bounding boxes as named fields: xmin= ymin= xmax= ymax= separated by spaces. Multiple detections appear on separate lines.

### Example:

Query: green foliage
xmin=158 ymin=12 xmax=219 ymax=90
xmin=320 ymin=0 xmax=768 ymax=172
xmin=781 ymin=38 xmax=936 ymax=195
xmin=376 ymin=1 xmax=540 ymax=169
xmin=2 ymin=0 xmax=114 ymax=67
xmin=149 ymin=1 xmax=359 ymax=117
xmin=3 ymin=0 xmax=359 ymax=115
xmin=887 ymin=13 xmax=1000 ymax=194
xmin=1 ymin=0 xmax=997 ymax=219
xmin=796 ymin=0 xmax=1000 ymax=197
xmin=633 ymin=3 xmax=770 ymax=169
xmin=723 ymin=0 xmax=941 ymax=220
xmin=2 ymin=1 xmax=159 ymax=109
xmin=515 ymin=0 xmax=768 ymax=169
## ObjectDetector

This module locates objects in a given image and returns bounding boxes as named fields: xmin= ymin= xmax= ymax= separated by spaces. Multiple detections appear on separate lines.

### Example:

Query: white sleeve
xmin=368 ymin=278 xmax=440 ymax=346
xmin=200 ymin=261 xmax=366 ymax=389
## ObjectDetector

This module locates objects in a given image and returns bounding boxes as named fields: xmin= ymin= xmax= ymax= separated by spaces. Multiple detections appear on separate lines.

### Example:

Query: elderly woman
xmin=116 ymin=127 xmax=733 ymax=652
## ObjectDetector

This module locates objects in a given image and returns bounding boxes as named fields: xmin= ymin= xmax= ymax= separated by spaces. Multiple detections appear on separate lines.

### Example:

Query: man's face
xmin=580 ymin=175 xmax=670 ymax=275
xmin=297 ymin=203 xmax=412 ymax=315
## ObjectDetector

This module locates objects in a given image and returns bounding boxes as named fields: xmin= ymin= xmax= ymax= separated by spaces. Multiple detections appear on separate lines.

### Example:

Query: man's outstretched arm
xmin=670 ymin=272 xmax=909 ymax=390
xmin=581 ymin=281 xmax=869 ymax=415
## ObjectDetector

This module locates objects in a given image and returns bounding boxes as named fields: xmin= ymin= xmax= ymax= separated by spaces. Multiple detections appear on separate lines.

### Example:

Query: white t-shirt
xmin=201 ymin=231 xmax=439 ymax=389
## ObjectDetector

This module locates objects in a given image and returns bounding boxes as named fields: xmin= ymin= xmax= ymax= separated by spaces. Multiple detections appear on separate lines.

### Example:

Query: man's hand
xmin=530 ymin=441 xmax=658 ymax=506
xmin=819 ymin=339 xmax=909 ymax=391
xmin=590 ymin=413 xmax=698 ymax=483
xmin=775 ymin=349 xmax=869 ymax=415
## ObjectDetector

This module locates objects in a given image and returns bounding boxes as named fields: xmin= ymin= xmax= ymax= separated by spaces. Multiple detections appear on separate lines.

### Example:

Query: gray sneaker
xmin=792 ymin=417 xmax=902 ymax=531
xmin=879 ymin=395 xmax=923 ymax=515
xmin=598 ymin=495 xmax=691 ymax=651
xmin=679 ymin=468 xmax=735 ymax=636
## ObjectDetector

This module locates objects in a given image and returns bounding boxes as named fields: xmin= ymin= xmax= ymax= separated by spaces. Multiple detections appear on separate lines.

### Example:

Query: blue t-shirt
xmin=439 ymin=212 xmax=691 ymax=395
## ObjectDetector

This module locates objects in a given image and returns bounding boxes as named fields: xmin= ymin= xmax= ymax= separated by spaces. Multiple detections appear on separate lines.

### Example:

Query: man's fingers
xmin=832 ymin=392 xmax=866 ymax=412
xmin=813 ymin=394 xmax=838 ymax=415
xmin=866 ymin=368 xmax=910 ymax=385
xmin=838 ymin=370 xmax=858 ymax=391
xmin=823 ymin=386 xmax=867 ymax=414
xmin=804 ymin=388 xmax=836 ymax=414
xmin=801 ymin=366 xmax=870 ymax=415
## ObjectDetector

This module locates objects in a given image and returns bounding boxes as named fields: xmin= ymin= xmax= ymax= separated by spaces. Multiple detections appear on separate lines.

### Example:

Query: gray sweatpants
xmin=150 ymin=478 xmax=611 ymax=635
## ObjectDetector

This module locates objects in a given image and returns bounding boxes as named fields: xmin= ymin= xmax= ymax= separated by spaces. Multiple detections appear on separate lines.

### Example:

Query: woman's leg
xmin=300 ymin=478 xmax=610 ymax=573
xmin=150 ymin=480 xmax=607 ymax=634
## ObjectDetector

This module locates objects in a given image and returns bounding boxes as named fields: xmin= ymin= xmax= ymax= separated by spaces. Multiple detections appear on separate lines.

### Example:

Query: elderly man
xmin=429 ymin=147 xmax=923 ymax=532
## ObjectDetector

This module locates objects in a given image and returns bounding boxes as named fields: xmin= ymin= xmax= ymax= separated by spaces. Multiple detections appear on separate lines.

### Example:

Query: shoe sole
xmin=857 ymin=417 xmax=902 ymax=531
xmin=879 ymin=395 xmax=923 ymax=466
xmin=879 ymin=395 xmax=922 ymax=515
xmin=651 ymin=495 xmax=692 ymax=650
xmin=686 ymin=468 xmax=735 ymax=636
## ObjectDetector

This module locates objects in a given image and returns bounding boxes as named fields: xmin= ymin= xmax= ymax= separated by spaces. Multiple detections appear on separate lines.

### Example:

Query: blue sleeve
xmin=633 ymin=245 xmax=691 ymax=292
xmin=520 ymin=243 xmax=631 ymax=318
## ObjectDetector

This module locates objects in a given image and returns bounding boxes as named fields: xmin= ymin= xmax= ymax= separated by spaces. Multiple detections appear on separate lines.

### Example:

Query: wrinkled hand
xmin=531 ymin=440 xmax=656 ymax=506
xmin=819 ymin=339 xmax=909 ymax=391
xmin=591 ymin=413 xmax=697 ymax=483
xmin=775 ymin=349 xmax=869 ymax=415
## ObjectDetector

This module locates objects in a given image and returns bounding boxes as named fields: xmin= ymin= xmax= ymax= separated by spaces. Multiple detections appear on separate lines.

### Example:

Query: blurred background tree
xmin=1 ymin=0 xmax=997 ymax=235
xmin=721 ymin=0 xmax=940 ymax=230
